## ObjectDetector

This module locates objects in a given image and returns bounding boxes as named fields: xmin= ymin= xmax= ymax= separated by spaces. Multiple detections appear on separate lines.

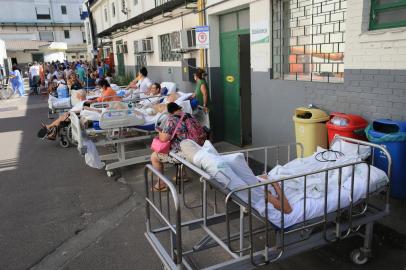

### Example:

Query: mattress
xmin=191 ymin=142 xmax=389 ymax=229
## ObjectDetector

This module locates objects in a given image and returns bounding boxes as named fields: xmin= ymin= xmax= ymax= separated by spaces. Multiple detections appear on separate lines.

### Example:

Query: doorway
xmin=219 ymin=9 xmax=252 ymax=146
xmin=115 ymin=41 xmax=125 ymax=76
xmin=32 ymin=53 xmax=44 ymax=63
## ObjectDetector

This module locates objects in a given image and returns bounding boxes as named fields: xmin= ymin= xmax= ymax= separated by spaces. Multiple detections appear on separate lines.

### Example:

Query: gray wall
xmin=251 ymin=69 xmax=406 ymax=148
xmin=251 ymin=69 xmax=307 ymax=147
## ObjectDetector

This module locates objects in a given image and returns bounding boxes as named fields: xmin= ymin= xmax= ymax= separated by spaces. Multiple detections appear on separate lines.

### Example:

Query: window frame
xmin=112 ymin=3 xmax=116 ymax=17
xmin=159 ymin=34 xmax=181 ymax=62
xmin=64 ymin=30 xmax=70 ymax=39
xmin=36 ymin=7 xmax=51 ymax=20
xmin=370 ymin=0 xmax=406 ymax=30
xmin=61 ymin=5 xmax=67 ymax=15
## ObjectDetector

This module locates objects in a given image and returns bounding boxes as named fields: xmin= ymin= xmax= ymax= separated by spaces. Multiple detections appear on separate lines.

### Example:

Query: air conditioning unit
xmin=170 ymin=28 xmax=196 ymax=52
xmin=134 ymin=38 xmax=154 ymax=54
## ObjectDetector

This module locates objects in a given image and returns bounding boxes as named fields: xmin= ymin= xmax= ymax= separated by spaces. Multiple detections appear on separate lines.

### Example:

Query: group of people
xmin=9 ymin=59 xmax=112 ymax=98
xmin=39 ymin=64 xmax=212 ymax=193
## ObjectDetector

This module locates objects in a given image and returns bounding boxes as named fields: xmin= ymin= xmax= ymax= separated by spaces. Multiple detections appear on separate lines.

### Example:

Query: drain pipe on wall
xmin=198 ymin=0 xmax=206 ymax=69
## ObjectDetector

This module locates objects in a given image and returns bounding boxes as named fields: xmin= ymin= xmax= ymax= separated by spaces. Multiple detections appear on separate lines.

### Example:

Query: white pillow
xmin=161 ymin=82 xmax=177 ymax=94
xmin=222 ymin=153 xmax=265 ymax=204
xmin=331 ymin=140 xmax=371 ymax=160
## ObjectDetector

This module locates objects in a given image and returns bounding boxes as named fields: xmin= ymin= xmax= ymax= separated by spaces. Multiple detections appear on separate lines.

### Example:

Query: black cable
xmin=315 ymin=150 xmax=344 ymax=162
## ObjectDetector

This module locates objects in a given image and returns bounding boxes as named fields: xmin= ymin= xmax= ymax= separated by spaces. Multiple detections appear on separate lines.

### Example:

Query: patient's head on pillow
xmin=180 ymin=139 xmax=202 ymax=162
xmin=166 ymin=93 xmax=180 ymax=103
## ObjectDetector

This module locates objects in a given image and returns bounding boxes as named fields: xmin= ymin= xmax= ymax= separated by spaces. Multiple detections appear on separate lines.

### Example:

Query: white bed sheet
xmin=191 ymin=142 xmax=388 ymax=229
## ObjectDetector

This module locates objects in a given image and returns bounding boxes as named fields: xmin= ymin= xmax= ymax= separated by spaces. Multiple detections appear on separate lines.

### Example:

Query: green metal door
xmin=116 ymin=42 xmax=125 ymax=76
xmin=220 ymin=29 xmax=249 ymax=146
xmin=220 ymin=32 xmax=240 ymax=145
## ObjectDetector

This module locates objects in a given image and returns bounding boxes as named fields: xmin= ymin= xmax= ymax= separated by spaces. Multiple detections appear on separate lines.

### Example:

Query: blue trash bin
xmin=366 ymin=119 xmax=406 ymax=199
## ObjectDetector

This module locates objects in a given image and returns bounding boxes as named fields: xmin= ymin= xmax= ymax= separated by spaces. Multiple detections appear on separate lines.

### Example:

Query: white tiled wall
xmin=345 ymin=0 xmax=406 ymax=70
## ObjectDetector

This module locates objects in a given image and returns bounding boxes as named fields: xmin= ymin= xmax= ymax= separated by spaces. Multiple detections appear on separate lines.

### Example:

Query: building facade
xmin=87 ymin=0 xmax=406 ymax=147
xmin=0 ymin=0 xmax=88 ymax=67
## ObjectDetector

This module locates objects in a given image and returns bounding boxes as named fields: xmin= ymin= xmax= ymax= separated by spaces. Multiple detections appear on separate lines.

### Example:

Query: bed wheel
xmin=107 ymin=170 xmax=114 ymax=177
xmin=350 ymin=249 xmax=368 ymax=265
xmin=60 ymin=139 xmax=70 ymax=148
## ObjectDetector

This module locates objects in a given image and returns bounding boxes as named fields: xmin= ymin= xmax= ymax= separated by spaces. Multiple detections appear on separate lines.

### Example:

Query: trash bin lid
xmin=329 ymin=112 xmax=368 ymax=128
xmin=366 ymin=119 xmax=406 ymax=142
xmin=293 ymin=107 xmax=329 ymax=123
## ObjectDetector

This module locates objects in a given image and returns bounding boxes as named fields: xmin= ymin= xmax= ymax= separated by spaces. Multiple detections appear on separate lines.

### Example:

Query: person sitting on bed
xmin=138 ymin=83 xmax=162 ymax=108
xmin=95 ymin=78 xmax=121 ymax=103
xmin=180 ymin=139 xmax=293 ymax=214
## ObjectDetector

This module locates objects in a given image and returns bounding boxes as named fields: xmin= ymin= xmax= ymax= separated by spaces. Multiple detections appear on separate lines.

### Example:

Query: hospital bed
xmin=69 ymin=106 xmax=163 ymax=176
xmin=144 ymin=136 xmax=391 ymax=269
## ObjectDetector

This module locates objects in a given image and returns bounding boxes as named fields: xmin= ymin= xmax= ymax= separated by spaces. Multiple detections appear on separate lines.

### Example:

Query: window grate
xmin=273 ymin=0 xmax=346 ymax=83
xmin=160 ymin=34 xmax=181 ymax=62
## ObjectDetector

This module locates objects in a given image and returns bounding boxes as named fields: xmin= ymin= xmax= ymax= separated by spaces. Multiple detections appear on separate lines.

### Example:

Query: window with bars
xmin=370 ymin=0 xmax=406 ymax=30
xmin=160 ymin=34 xmax=181 ymax=62
xmin=64 ymin=30 xmax=70 ymax=39
xmin=273 ymin=0 xmax=346 ymax=83
xmin=61 ymin=5 xmax=67 ymax=15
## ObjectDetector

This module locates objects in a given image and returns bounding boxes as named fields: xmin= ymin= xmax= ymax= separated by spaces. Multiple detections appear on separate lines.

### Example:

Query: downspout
xmin=198 ymin=0 xmax=205 ymax=69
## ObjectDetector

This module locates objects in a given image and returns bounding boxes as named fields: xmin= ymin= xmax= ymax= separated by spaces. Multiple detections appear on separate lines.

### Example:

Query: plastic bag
xmin=83 ymin=140 xmax=105 ymax=169
xmin=365 ymin=124 xmax=406 ymax=142
xmin=193 ymin=108 xmax=210 ymax=129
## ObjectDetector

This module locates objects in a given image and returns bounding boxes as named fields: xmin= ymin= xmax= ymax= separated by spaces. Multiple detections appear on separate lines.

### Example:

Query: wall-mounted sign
xmin=196 ymin=26 xmax=210 ymax=49
xmin=251 ymin=21 xmax=270 ymax=44
xmin=226 ymin=75 xmax=235 ymax=83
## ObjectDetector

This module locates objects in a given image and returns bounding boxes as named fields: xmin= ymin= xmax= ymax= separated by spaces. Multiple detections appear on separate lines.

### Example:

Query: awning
xmin=5 ymin=40 xmax=68 ymax=52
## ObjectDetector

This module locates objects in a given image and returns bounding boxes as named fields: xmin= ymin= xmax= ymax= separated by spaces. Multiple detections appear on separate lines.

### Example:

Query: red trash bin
xmin=326 ymin=112 xmax=368 ymax=144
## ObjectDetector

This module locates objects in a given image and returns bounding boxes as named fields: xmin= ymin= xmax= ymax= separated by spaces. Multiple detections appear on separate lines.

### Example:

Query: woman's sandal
xmin=152 ymin=185 xmax=168 ymax=192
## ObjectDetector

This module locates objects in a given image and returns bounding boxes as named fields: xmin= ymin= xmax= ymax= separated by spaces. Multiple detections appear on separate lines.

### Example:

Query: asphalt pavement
xmin=0 ymin=95 xmax=405 ymax=270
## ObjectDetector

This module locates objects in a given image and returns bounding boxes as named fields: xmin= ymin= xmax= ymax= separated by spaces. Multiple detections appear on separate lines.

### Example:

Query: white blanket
xmin=190 ymin=141 xmax=388 ymax=228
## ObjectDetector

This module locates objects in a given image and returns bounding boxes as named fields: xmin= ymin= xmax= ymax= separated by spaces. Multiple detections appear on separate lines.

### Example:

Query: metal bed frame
xmin=69 ymin=109 xmax=156 ymax=177
xmin=144 ymin=136 xmax=392 ymax=269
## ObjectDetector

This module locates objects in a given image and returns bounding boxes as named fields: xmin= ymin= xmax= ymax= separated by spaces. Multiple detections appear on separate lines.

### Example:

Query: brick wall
xmin=346 ymin=0 xmax=406 ymax=70
xmin=305 ymin=69 xmax=406 ymax=121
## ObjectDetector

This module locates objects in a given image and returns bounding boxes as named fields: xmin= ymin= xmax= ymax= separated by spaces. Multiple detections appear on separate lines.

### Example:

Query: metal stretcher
xmin=144 ymin=136 xmax=391 ymax=269
xmin=69 ymin=107 xmax=161 ymax=176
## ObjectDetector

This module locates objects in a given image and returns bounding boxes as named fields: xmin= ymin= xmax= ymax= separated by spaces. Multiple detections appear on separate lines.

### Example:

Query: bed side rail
xmin=69 ymin=111 xmax=85 ymax=154
xmin=224 ymin=137 xmax=392 ymax=265
xmin=144 ymin=164 xmax=183 ymax=270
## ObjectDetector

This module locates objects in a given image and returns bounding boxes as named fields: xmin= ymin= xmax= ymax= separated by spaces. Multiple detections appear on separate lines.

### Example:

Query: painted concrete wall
xmin=7 ymin=51 xmax=33 ymax=65
xmin=0 ymin=0 xmax=83 ymax=23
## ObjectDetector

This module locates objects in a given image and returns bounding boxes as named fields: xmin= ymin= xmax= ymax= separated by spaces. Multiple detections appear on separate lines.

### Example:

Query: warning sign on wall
xmin=195 ymin=26 xmax=210 ymax=49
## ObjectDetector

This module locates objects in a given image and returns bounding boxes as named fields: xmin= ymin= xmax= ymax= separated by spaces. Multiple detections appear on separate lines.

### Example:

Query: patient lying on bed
xmin=180 ymin=140 xmax=293 ymax=214
xmin=180 ymin=139 xmax=388 ymax=228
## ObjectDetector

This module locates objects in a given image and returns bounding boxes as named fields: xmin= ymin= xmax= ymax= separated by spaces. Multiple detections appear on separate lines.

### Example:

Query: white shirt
xmin=137 ymin=77 xmax=152 ymax=93
xmin=29 ymin=65 xmax=40 ymax=78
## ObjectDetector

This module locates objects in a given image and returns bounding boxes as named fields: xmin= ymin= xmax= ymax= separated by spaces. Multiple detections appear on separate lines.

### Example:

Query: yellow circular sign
xmin=226 ymin=76 xmax=235 ymax=83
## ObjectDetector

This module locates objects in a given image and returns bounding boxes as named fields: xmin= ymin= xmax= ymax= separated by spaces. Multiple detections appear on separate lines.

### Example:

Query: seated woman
xmin=68 ymin=73 xmax=84 ymax=91
xmin=95 ymin=78 xmax=121 ymax=103
xmin=55 ymin=74 xmax=69 ymax=98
